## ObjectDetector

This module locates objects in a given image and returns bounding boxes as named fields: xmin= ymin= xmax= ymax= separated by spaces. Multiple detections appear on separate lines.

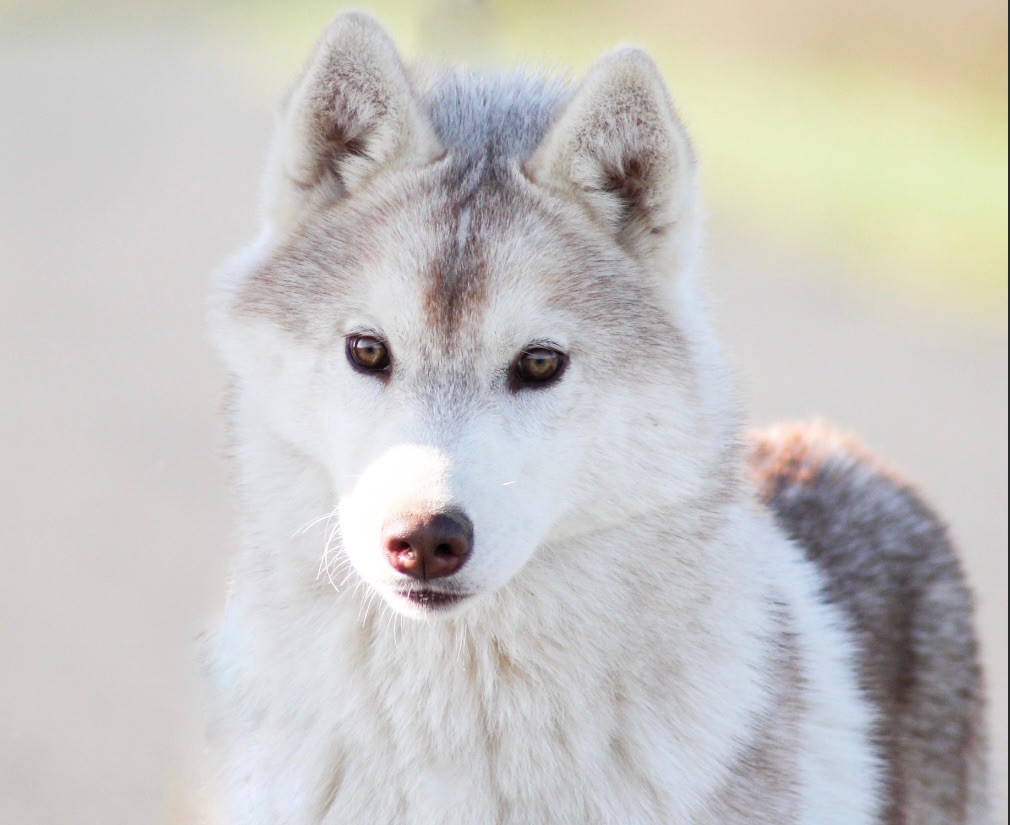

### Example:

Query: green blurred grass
xmin=7 ymin=0 xmax=1008 ymax=316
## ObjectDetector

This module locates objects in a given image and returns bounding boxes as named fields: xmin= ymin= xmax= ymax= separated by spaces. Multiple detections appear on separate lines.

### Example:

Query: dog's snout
xmin=383 ymin=510 xmax=474 ymax=580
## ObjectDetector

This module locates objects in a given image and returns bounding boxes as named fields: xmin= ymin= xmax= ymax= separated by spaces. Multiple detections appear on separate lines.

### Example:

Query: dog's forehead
xmin=415 ymin=176 xmax=543 ymax=340
xmin=237 ymin=165 xmax=672 ymax=361
xmin=385 ymin=169 xmax=654 ymax=351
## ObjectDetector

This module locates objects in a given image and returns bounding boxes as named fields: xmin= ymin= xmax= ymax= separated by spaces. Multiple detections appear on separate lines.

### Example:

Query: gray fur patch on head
xmin=409 ymin=69 xmax=569 ymax=338
xmin=417 ymin=68 xmax=569 ymax=178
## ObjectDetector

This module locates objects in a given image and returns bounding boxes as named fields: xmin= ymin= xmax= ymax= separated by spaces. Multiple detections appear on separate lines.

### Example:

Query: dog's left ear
xmin=527 ymin=48 xmax=696 ymax=261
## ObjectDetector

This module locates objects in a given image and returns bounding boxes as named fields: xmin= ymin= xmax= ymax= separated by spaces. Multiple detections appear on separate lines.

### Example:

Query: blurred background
xmin=0 ymin=0 xmax=1005 ymax=822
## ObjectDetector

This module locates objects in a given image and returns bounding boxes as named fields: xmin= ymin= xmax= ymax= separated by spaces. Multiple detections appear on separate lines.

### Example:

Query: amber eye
xmin=511 ymin=346 xmax=567 ymax=391
xmin=346 ymin=334 xmax=391 ymax=375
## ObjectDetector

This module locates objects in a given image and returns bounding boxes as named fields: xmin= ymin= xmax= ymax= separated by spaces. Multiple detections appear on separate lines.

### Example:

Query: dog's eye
xmin=346 ymin=334 xmax=391 ymax=375
xmin=511 ymin=347 xmax=567 ymax=391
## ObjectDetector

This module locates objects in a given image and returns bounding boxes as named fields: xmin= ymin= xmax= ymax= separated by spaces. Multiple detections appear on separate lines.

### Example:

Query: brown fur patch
xmin=419 ymin=180 xmax=495 ymax=338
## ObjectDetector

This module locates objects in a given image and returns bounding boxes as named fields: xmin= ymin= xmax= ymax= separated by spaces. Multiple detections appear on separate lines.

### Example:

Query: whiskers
xmin=297 ymin=506 xmax=355 ymax=595
xmin=320 ymin=522 xmax=356 ymax=593
xmin=297 ymin=504 xmax=434 ymax=640
xmin=294 ymin=508 xmax=340 ymax=537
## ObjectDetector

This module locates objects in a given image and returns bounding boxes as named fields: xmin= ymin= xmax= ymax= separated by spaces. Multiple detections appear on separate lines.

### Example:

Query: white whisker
xmin=294 ymin=506 xmax=340 ymax=537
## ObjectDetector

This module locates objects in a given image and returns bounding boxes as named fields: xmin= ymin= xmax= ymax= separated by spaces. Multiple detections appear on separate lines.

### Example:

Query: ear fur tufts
xmin=528 ymin=46 xmax=696 ymax=258
xmin=264 ymin=12 xmax=441 ymax=227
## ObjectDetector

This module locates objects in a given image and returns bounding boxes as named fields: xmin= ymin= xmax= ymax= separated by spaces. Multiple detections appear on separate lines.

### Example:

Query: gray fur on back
xmin=747 ymin=423 xmax=990 ymax=824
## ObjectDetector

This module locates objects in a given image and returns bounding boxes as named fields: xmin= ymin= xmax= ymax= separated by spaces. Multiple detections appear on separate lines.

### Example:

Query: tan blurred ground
xmin=0 ymin=22 xmax=1005 ymax=825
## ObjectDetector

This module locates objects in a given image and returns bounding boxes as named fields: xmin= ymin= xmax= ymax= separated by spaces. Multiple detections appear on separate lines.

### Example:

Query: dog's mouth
xmin=392 ymin=588 xmax=471 ymax=611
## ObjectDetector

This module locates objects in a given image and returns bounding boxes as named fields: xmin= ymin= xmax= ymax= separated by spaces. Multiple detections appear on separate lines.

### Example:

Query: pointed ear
xmin=527 ymin=48 xmax=697 ymax=259
xmin=264 ymin=13 xmax=442 ymax=226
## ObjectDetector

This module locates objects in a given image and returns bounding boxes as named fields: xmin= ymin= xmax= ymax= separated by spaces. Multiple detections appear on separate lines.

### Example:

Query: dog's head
xmin=214 ymin=14 xmax=726 ymax=618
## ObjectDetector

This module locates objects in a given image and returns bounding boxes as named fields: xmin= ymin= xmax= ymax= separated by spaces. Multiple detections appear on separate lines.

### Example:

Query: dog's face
xmin=215 ymin=14 xmax=707 ymax=618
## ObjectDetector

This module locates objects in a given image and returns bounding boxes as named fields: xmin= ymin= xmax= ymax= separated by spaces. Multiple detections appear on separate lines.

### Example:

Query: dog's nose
xmin=383 ymin=510 xmax=473 ymax=580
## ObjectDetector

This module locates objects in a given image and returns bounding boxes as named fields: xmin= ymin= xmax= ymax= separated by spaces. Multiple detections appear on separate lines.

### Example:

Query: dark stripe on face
xmin=420 ymin=161 xmax=508 ymax=340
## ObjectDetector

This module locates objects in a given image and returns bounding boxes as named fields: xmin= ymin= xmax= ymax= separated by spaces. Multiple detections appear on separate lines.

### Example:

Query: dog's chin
xmin=379 ymin=585 xmax=480 ymax=620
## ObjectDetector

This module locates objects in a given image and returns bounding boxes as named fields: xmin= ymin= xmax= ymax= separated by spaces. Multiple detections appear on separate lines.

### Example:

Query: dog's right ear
xmin=263 ymin=13 xmax=442 ymax=228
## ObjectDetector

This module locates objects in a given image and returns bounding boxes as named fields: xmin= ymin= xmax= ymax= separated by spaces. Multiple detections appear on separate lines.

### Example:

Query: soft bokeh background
xmin=1 ymin=1 xmax=1005 ymax=822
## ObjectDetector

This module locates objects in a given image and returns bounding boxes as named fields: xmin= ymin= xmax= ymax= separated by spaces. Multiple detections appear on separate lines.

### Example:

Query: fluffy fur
xmin=205 ymin=13 xmax=989 ymax=823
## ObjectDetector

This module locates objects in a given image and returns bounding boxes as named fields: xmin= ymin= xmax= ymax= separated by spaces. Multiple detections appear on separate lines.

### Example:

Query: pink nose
xmin=382 ymin=510 xmax=474 ymax=580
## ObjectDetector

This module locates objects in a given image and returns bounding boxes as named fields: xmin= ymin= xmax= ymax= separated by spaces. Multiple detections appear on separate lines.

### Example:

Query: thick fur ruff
xmin=205 ymin=13 xmax=990 ymax=823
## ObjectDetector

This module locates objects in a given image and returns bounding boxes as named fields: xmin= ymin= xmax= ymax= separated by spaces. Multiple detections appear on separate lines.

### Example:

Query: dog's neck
xmin=210 ymin=400 xmax=785 ymax=820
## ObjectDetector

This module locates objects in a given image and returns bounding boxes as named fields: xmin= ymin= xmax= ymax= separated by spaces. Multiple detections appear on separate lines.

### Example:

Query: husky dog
xmin=206 ymin=13 xmax=989 ymax=823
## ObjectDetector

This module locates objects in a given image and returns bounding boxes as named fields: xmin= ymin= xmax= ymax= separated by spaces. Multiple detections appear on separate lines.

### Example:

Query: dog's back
xmin=747 ymin=423 xmax=990 ymax=823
